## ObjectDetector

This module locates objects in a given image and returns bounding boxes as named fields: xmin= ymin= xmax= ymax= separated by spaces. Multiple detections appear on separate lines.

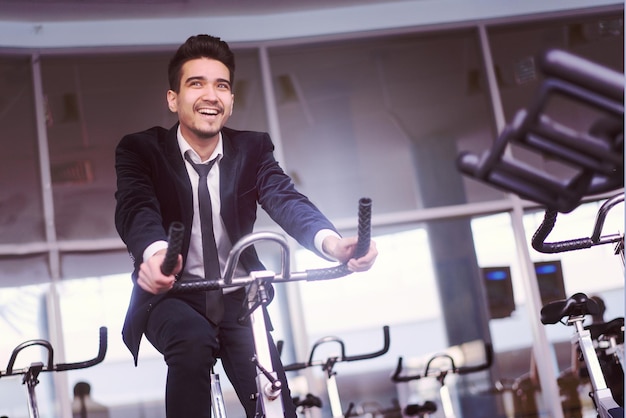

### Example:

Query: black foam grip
xmin=354 ymin=197 xmax=372 ymax=259
xmin=170 ymin=279 xmax=221 ymax=293
xmin=305 ymin=265 xmax=352 ymax=281
xmin=531 ymin=210 xmax=594 ymax=253
xmin=306 ymin=198 xmax=372 ymax=282
xmin=161 ymin=221 xmax=184 ymax=275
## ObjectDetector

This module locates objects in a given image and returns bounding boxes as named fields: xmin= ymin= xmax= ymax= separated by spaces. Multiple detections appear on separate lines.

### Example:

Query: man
xmin=114 ymin=34 xmax=378 ymax=418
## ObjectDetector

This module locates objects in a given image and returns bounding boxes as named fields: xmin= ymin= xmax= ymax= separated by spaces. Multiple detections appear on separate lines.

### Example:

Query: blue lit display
xmin=486 ymin=270 xmax=508 ymax=280
xmin=536 ymin=263 xmax=558 ymax=274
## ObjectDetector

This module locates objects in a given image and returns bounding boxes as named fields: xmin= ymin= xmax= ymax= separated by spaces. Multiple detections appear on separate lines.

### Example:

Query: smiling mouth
xmin=198 ymin=108 xmax=220 ymax=117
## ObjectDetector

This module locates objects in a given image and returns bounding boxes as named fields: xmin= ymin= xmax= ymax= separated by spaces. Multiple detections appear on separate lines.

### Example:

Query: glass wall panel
xmin=269 ymin=31 xmax=505 ymax=220
xmin=40 ymin=48 xmax=269 ymax=242
xmin=0 ymin=254 xmax=51 ymax=285
xmin=227 ymin=48 xmax=274 ymax=228
xmin=41 ymin=52 xmax=176 ymax=242
xmin=60 ymin=250 xmax=131 ymax=280
xmin=489 ymin=11 xmax=624 ymax=122
xmin=0 ymin=56 xmax=44 ymax=245
xmin=295 ymin=226 xmax=442 ymax=341
xmin=228 ymin=48 xmax=269 ymax=134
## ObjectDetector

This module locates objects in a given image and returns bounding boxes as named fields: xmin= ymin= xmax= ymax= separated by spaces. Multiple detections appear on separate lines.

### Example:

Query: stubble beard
xmin=190 ymin=124 xmax=221 ymax=141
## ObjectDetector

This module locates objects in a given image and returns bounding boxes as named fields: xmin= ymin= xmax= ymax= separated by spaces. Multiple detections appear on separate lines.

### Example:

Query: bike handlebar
xmin=531 ymin=192 xmax=624 ymax=254
xmin=283 ymin=325 xmax=390 ymax=372
xmin=391 ymin=341 xmax=493 ymax=382
xmin=3 ymin=327 xmax=107 ymax=376
xmin=169 ymin=198 xmax=372 ymax=293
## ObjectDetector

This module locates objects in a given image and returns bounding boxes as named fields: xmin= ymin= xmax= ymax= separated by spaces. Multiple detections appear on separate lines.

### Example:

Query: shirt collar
xmin=177 ymin=125 xmax=223 ymax=164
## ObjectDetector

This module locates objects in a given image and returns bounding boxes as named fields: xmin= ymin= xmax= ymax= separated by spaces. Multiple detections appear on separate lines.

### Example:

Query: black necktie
xmin=185 ymin=153 xmax=224 ymax=324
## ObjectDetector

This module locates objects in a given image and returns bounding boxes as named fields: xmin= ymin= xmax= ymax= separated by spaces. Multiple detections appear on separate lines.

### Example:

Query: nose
xmin=200 ymin=85 xmax=219 ymax=101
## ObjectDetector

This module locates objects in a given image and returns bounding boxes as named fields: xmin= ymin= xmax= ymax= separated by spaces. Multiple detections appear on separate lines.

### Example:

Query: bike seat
xmin=404 ymin=400 xmax=437 ymax=417
xmin=293 ymin=393 xmax=322 ymax=409
xmin=541 ymin=293 xmax=601 ymax=324
xmin=586 ymin=317 xmax=625 ymax=342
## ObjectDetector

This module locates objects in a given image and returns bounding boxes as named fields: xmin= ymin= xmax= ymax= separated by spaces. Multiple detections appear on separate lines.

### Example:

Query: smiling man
xmin=114 ymin=34 xmax=378 ymax=418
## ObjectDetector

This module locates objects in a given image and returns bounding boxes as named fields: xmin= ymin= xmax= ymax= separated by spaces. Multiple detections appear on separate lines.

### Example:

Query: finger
xmin=157 ymin=279 xmax=175 ymax=294
xmin=137 ymin=275 xmax=156 ymax=294
xmin=352 ymin=243 xmax=377 ymax=261
xmin=347 ymin=246 xmax=377 ymax=271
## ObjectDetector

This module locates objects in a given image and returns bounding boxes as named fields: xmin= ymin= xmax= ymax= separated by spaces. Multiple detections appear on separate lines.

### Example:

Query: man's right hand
xmin=138 ymin=249 xmax=183 ymax=294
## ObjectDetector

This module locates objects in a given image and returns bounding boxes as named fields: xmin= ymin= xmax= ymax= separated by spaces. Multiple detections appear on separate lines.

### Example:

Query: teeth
xmin=199 ymin=109 xmax=218 ymax=115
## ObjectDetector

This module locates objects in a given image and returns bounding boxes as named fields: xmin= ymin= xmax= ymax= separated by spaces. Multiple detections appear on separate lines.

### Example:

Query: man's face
xmin=167 ymin=58 xmax=234 ymax=143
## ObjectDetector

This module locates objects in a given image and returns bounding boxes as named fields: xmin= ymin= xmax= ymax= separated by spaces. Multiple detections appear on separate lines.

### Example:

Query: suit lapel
xmin=163 ymin=124 xmax=194 ymax=247
xmin=219 ymin=130 xmax=240 ymax=241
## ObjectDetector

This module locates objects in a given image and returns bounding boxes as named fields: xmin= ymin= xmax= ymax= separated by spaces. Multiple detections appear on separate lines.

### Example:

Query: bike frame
xmin=282 ymin=326 xmax=391 ymax=418
xmin=572 ymin=316 xmax=622 ymax=418
xmin=391 ymin=342 xmax=494 ymax=418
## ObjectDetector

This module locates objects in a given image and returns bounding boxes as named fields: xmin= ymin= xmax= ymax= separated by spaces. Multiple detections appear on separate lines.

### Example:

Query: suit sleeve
xmin=114 ymin=133 xmax=169 ymax=274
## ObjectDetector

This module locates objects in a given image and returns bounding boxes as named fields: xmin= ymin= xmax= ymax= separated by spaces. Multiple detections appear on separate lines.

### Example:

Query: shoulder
xmin=117 ymin=126 xmax=172 ymax=151
xmin=222 ymin=126 xmax=273 ymax=152
xmin=222 ymin=126 xmax=268 ymax=141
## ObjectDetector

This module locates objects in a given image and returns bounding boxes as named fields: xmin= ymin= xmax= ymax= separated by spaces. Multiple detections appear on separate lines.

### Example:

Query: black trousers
xmin=145 ymin=287 xmax=297 ymax=418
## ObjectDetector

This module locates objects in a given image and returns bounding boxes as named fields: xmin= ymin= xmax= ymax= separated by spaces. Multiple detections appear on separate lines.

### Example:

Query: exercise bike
xmin=532 ymin=192 xmax=624 ymax=418
xmin=541 ymin=293 xmax=623 ymax=418
xmin=456 ymin=48 xmax=624 ymax=418
xmin=282 ymin=325 xmax=391 ymax=418
xmin=391 ymin=340 xmax=493 ymax=418
xmin=0 ymin=327 xmax=108 ymax=418
xmin=164 ymin=198 xmax=373 ymax=418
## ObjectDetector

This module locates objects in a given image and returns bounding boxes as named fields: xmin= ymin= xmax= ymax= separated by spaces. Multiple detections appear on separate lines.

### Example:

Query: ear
xmin=166 ymin=90 xmax=178 ymax=113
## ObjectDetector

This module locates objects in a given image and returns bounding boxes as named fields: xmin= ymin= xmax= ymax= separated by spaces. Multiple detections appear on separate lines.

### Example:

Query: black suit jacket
xmin=115 ymin=124 xmax=337 ymax=363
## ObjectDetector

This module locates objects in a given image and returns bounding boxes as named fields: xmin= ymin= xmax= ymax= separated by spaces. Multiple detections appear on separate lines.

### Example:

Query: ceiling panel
xmin=0 ymin=0 xmax=390 ymax=21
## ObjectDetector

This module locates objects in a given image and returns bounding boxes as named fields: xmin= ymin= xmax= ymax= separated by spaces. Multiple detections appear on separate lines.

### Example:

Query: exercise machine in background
xmin=456 ymin=48 xmax=624 ymax=418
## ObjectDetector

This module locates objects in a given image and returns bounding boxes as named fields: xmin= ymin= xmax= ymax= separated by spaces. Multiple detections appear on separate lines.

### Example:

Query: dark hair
xmin=167 ymin=34 xmax=235 ymax=92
